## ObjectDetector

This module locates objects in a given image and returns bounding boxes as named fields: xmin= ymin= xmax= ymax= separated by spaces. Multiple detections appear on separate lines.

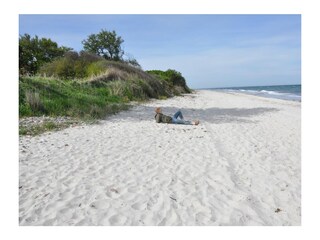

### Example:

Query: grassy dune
xmin=19 ymin=61 xmax=191 ymax=121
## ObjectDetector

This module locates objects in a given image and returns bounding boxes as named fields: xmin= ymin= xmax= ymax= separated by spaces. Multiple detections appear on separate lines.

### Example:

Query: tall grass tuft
xmin=25 ymin=90 xmax=45 ymax=112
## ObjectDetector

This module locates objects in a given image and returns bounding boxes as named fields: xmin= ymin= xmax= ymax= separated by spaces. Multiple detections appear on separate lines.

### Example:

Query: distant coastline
xmin=198 ymin=84 xmax=301 ymax=102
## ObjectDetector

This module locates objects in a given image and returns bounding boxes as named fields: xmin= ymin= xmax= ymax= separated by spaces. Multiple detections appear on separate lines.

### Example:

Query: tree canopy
xmin=82 ymin=29 xmax=124 ymax=61
xmin=19 ymin=34 xmax=71 ymax=75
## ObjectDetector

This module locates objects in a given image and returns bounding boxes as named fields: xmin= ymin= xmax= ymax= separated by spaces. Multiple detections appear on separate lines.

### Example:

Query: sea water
xmin=207 ymin=84 xmax=301 ymax=102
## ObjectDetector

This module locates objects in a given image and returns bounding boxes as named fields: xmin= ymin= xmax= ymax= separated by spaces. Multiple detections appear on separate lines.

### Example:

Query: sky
xmin=19 ymin=14 xmax=301 ymax=89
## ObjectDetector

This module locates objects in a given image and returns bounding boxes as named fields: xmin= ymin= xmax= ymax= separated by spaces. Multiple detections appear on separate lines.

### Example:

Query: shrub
xmin=64 ymin=51 xmax=79 ymax=61
xmin=86 ymin=61 xmax=106 ymax=76
xmin=39 ymin=60 xmax=59 ymax=77
xmin=79 ymin=51 xmax=104 ymax=63
xmin=19 ymin=104 xmax=32 ymax=116
xmin=74 ymin=60 xmax=88 ymax=78
xmin=55 ymin=58 xmax=76 ymax=79
xmin=39 ymin=51 xmax=105 ymax=79
xmin=146 ymin=69 xmax=191 ymax=93
xmin=19 ymin=34 xmax=71 ymax=75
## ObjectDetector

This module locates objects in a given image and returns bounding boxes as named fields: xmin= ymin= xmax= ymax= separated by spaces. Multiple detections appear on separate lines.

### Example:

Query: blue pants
xmin=172 ymin=110 xmax=192 ymax=125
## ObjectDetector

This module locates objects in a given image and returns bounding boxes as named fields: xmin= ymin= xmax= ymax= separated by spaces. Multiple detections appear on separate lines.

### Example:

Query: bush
xmin=39 ymin=51 xmax=104 ymax=79
xmin=86 ymin=61 xmax=105 ymax=76
xmin=79 ymin=51 xmax=104 ymax=63
xmin=74 ymin=60 xmax=88 ymax=78
xmin=55 ymin=58 xmax=76 ymax=79
xmin=146 ymin=69 xmax=191 ymax=93
xmin=19 ymin=104 xmax=32 ymax=116
xmin=39 ymin=60 xmax=59 ymax=77
xmin=19 ymin=34 xmax=71 ymax=75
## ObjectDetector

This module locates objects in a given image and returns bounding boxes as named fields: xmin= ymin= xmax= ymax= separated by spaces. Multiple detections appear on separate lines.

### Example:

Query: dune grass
xmin=19 ymin=76 xmax=131 ymax=119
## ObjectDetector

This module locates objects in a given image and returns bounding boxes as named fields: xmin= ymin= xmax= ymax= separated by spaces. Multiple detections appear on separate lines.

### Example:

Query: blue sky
xmin=19 ymin=14 xmax=301 ymax=88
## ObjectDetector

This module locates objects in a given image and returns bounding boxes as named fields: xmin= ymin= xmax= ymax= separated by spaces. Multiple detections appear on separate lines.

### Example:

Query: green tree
xmin=19 ymin=34 xmax=71 ymax=75
xmin=82 ymin=29 xmax=124 ymax=61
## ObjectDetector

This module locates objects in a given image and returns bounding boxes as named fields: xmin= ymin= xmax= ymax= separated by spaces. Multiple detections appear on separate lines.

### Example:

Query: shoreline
xmin=19 ymin=90 xmax=301 ymax=226
xmin=196 ymin=89 xmax=301 ymax=104
xmin=197 ymin=84 xmax=301 ymax=102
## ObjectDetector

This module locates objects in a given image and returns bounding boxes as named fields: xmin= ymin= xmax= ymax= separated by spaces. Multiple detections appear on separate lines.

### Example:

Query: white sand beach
xmin=19 ymin=90 xmax=301 ymax=226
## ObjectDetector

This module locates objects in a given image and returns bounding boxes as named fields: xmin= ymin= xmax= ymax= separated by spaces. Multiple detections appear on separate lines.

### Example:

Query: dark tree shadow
xmin=107 ymin=105 xmax=279 ymax=124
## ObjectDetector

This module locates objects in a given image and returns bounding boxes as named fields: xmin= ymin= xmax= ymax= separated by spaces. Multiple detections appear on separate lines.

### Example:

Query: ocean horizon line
xmin=194 ymin=84 xmax=301 ymax=102
xmin=195 ymin=83 xmax=301 ymax=90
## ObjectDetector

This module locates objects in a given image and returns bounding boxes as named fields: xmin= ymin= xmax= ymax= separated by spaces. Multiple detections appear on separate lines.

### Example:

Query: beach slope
xmin=19 ymin=90 xmax=301 ymax=226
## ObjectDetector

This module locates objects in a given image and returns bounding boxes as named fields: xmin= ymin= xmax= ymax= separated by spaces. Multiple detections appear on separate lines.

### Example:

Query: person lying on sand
xmin=154 ymin=107 xmax=200 ymax=125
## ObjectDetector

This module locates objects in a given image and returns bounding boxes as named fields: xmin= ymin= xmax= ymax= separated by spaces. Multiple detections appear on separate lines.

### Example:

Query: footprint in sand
xmin=89 ymin=200 xmax=110 ymax=210
xmin=108 ymin=214 xmax=127 ymax=225
xmin=131 ymin=202 xmax=147 ymax=211
xmin=43 ymin=218 xmax=57 ymax=226
xmin=195 ymin=212 xmax=211 ymax=224
xmin=127 ymin=186 xmax=140 ymax=193
xmin=106 ymin=189 xmax=120 ymax=198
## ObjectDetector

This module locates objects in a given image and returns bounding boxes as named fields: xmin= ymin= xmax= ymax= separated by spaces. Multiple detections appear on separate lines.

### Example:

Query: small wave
xmin=216 ymin=85 xmax=301 ymax=101
xmin=260 ymin=90 xmax=283 ymax=95
xmin=239 ymin=89 xmax=259 ymax=93
xmin=224 ymin=89 xmax=300 ymax=101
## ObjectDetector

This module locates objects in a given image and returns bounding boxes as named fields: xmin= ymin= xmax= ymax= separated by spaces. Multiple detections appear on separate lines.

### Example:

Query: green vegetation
xmin=20 ymin=76 xmax=129 ymax=119
xmin=19 ymin=60 xmax=189 ymax=120
xmin=146 ymin=69 xmax=192 ymax=94
xmin=82 ymin=29 xmax=124 ymax=61
xmin=19 ymin=29 xmax=193 ymax=135
xmin=19 ymin=34 xmax=71 ymax=75
xmin=20 ymin=121 xmax=60 ymax=136
xmin=39 ymin=51 xmax=104 ymax=79
xmin=19 ymin=118 xmax=95 ymax=136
